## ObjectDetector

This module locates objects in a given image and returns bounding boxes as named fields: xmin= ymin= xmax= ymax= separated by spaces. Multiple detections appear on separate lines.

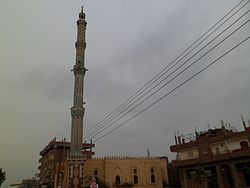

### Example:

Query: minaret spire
xmin=70 ymin=6 xmax=87 ymax=157
xmin=66 ymin=7 xmax=90 ymax=188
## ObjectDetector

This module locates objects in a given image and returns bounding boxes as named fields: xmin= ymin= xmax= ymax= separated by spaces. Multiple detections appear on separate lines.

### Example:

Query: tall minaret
xmin=70 ymin=6 xmax=87 ymax=157
xmin=65 ymin=7 xmax=89 ymax=188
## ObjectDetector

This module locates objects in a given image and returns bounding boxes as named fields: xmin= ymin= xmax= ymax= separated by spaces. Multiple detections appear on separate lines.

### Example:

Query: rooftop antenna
xmin=147 ymin=149 xmax=150 ymax=157
xmin=220 ymin=120 xmax=225 ymax=128
xmin=241 ymin=115 xmax=246 ymax=129
xmin=207 ymin=123 xmax=211 ymax=130
xmin=195 ymin=126 xmax=198 ymax=138
xmin=174 ymin=131 xmax=177 ymax=145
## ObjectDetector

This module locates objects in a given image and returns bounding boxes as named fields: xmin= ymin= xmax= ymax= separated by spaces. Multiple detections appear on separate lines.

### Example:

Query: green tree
xmin=96 ymin=178 xmax=109 ymax=188
xmin=194 ymin=167 xmax=208 ymax=188
xmin=0 ymin=168 xmax=6 ymax=187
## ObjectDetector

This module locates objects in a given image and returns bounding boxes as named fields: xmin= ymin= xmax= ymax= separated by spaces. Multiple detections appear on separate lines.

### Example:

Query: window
xmin=94 ymin=170 xmax=98 ymax=176
xmin=150 ymin=168 xmax=155 ymax=183
xmin=186 ymin=169 xmax=196 ymax=179
xmin=134 ymin=175 xmax=138 ymax=184
xmin=115 ymin=175 xmax=121 ymax=185
xmin=133 ymin=169 xmax=138 ymax=184
xmin=151 ymin=174 xmax=155 ymax=183
xmin=240 ymin=141 xmax=249 ymax=149
xmin=215 ymin=147 xmax=220 ymax=154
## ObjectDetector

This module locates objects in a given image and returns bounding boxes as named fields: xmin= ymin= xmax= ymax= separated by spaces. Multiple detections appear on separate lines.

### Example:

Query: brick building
xmin=170 ymin=120 xmax=250 ymax=188
xmin=38 ymin=138 xmax=94 ymax=187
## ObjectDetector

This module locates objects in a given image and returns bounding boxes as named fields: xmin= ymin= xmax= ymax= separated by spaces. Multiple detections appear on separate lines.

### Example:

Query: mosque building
xmin=38 ymin=7 xmax=169 ymax=188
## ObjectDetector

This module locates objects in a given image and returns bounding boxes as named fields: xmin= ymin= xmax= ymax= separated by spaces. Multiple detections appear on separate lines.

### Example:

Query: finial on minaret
xmin=79 ymin=5 xmax=85 ymax=19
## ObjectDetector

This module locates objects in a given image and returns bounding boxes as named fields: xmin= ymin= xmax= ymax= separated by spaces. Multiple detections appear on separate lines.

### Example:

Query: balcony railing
xmin=173 ymin=148 xmax=250 ymax=167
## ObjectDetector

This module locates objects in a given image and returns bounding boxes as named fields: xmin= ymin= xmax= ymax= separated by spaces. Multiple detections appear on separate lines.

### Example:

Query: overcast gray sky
xmin=0 ymin=0 xmax=249 ymax=187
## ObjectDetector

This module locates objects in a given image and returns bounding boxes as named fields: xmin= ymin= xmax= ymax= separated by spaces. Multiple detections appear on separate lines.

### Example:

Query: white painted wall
xmin=211 ymin=142 xmax=227 ymax=155
xmin=226 ymin=137 xmax=249 ymax=151
xmin=177 ymin=148 xmax=199 ymax=160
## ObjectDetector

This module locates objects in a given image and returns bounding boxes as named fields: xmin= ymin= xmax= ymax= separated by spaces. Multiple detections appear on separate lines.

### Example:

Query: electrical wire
xmin=93 ymin=35 xmax=250 ymax=142
xmin=85 ymin=12 xmax=249 ymax=140
xmin=87 ymin=19 xmax=249 ymax=140
xmin=86 ymin=18 xmax=250 ymax=140
xmin=85 ymin=0 xmax=249 ymax=138
xmin=85 ymin=10 xmax=250 ymax=139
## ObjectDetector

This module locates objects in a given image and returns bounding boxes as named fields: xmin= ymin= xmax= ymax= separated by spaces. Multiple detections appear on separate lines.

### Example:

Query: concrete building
xmin=38 ymin=138 xmax=95 ymax=187
xmin=170 ymin=119 xmax=250 ymax=188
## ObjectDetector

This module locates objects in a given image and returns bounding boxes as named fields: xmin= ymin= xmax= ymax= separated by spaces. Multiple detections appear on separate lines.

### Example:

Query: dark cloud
xmin=1 ymin=0 xmax=249 ymax=187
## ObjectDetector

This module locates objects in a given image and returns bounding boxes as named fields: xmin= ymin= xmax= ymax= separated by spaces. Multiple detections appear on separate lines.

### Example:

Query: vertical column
xmin=216 ymin=165 xmax=223 ymax=188
xmin=181 ymin=169 xmax=188 ymax=188
xmin=229 ymin=163 xmax=240 ymax=188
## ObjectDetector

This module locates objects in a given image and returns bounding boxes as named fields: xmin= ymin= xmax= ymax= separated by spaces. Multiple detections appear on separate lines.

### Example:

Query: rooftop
xmin=40 ymin=138 xmax=95 ymax=156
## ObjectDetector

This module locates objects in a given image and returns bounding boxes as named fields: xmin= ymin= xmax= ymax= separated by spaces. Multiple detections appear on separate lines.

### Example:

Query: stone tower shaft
xmin=70 ymin=7 xmax=87 ymax=157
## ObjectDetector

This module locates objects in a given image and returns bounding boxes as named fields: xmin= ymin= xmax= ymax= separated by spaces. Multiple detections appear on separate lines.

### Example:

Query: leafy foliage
xmin=0 ymin=169 xmax=6 ymax=187
xmin=167 ymin=162 xmax=181 ymax=187
xmin=194 ymin=167 xmax=208 ymax=185
xmin=96 ymin=179 xmax=109 ymax=188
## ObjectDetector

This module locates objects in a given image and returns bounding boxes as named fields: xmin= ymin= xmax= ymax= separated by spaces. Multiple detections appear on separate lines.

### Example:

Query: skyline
xmin=0 ymin=0 xmax=249 ymax=187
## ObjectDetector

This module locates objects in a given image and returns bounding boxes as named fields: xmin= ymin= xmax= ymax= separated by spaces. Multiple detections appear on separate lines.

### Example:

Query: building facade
xmin=38 ymin=146 xmax=168 ymax=188
xmin=170 ymin=121 xmax=250 ymax=188
xmin=38 ymin=143 xmax=169 ymax=188
xmin=84 ymin=156 xmax=168 ymax=188
xmin=38 ymin=139 xmax=95 ymax=187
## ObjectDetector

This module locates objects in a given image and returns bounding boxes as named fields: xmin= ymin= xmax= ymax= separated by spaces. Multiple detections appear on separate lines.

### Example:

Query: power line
xmin=93 ymin=35 xmax=250 ymax=142
xmin=85 ymin=10 xmax=249 ymax=140
xmin=85 ymin=0 xmax=249 ymax=137
xmin=86 ymin=10 xmax=249 ymax=140
xmin=86 ymin=17 xmax=249 ymax=140
xmin=85 ymin=0 xmax=249 ymax=138
xmin=87 ymin=19 xmax=249 ymax=141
